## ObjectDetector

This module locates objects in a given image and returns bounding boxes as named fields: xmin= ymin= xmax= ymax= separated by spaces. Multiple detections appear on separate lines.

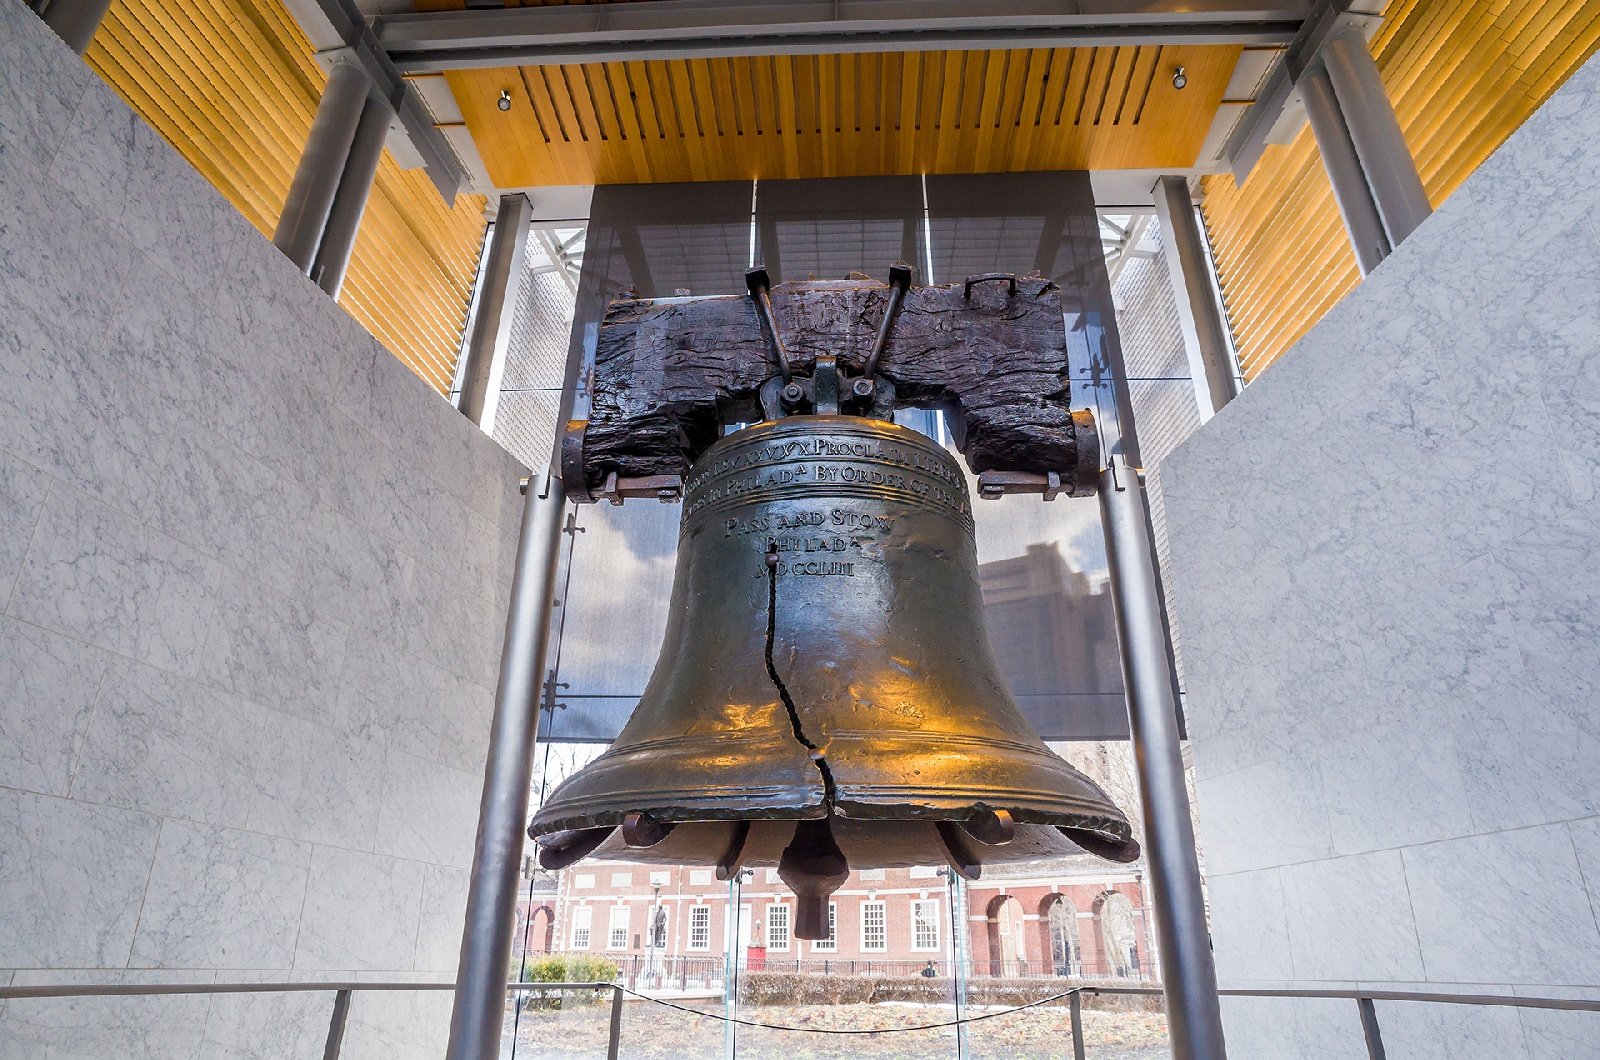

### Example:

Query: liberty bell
xmin=531 ymin=272 xmax=1139 ymax=940
xmin=532 ymin=420 xmax=1140 ymax=938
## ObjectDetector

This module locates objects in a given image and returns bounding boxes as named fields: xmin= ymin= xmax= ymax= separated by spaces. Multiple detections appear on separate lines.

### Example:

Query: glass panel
xmin=754 ymin=176 xmax=924 ymax=283
xmin=501 ymin=976 xmax=617 ymax=1060
xmin=962 ymin=981 xmax=1171 ymax=1059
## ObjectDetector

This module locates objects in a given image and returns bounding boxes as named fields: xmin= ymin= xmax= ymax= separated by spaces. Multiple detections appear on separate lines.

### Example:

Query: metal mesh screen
xmin=490 ymin=239 xmax=577 ymax=472
xmin=1111 ymin=217 xmax=1201 ymax=687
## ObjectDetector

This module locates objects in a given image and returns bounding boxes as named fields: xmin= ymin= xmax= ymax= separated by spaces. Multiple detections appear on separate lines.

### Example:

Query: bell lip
xmin=529 ymin=799 xmax=1135 ymax=852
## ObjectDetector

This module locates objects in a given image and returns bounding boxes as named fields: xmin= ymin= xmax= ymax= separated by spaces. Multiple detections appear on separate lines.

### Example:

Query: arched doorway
xmin=526 ymin=905 xmax=556 ymax=955
xmin=1039 ymin=895 xmax=1081 ymax=977
xmin=984 ymin=895 xmax=1027 ymax=977
xmin=1094 ymin=891 xmax=1137 ymax=977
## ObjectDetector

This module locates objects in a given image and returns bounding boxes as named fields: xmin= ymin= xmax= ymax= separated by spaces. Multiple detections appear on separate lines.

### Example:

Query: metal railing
xmin=540 ymin=950 xmax=1156 ymax=987
xmin=4 ymin=977 xmax=1599 ymax=1059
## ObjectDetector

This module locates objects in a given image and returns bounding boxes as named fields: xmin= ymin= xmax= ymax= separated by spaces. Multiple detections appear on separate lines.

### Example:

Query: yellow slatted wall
xmin=1201 ymin=0 xmax=1600 ymax=381
xmin=84 ymin=0 xmax=488 ymax=393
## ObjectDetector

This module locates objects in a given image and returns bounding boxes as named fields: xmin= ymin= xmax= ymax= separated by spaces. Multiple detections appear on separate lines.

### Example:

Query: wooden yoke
xmin=562 ymin=272 xmax=1100 ymax=504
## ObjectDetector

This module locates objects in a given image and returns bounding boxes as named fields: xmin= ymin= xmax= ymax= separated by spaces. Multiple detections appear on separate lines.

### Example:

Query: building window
xmin=859 ymin=868 xmax=886 ymax=881
xmin=608 ymin=906 xmax=630 ymax=950
xmin=911 ymin=899 xmax=940 ymax=951
xmin=767 ymin=904 xmax=791 ymax=952
xmin=811 ymin=904 xmax=838 ymax=952
xmin=610 ymin=872 xmax=633 ymax=888
xmin=861 ymin=901 xmax=887 ymax=952
xmin=908 ymin=865 xmax=940 ymax=878
xmin=574 ymin=874 xmax=595 ymax=889
xmin=690 ymin=869 xmax=714 ymax=885
xmin=650 ymin=870 xmax=671 ymax=886
xmin=688 ymin=906 xmax=711 ymax=951
xmin=571 ymin=906 xmax=592 ymax=949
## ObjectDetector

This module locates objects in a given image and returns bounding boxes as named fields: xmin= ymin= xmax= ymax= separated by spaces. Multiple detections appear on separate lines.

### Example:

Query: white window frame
xmin=607 ymin=906 xmax=630 ymax=950
xmin=810 ymin=903 xmax=838 ymax=952
xmin=570 ymin=906 xmax=592 ymax=949
xmin=910 ymin=899 xmax=941 ymax=952
xmin=688 ymin=906 xmax=711 ymax=951
xmin=861 ymin=901 xmax=888 ymax=952
xmin=766 ymin=903 xmax=791 ymax=952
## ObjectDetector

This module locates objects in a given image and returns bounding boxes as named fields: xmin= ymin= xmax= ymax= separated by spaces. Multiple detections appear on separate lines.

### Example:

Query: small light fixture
xmin=1171 ymin=67 xmax=1188 ymax=91
xmin=497 ymin=89 xmax=512 ymax=112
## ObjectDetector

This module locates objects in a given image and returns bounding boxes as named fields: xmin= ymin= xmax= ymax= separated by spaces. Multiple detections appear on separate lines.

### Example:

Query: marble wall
xmin=0 ymin=5 xmax=526 ymax=1056
xmin=1161 ymin=47 xmax=1600 ymax=1059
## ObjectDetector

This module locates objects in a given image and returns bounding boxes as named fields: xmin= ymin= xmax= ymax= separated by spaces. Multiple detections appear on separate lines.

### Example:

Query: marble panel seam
xmin=116 ymin=817 xmax=167 ymax=972
xmin=0 ymin=477 xmax=53 ymax=616
xmin=1565 ymin=821 xmax=1600 ymax=947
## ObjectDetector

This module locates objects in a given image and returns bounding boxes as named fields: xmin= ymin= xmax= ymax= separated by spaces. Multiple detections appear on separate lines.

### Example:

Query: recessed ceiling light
xmin=497 ymin=89 xmax=513 ymax=112
xmin=1172 ymin=67 xmax=1188 ymax=91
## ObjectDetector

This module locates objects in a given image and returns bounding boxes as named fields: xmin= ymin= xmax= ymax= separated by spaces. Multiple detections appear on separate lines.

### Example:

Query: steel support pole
xmin=444 ymin=472 xmax=567 ymax=1060
xmin=1322 ymin=28 xmax=1432 ymax=249
xmin=1099 ymin=456 xmax=1227 ymax=1060
xmin=313 ymin=93 xmax=394 ymax=299
xmin=1151 ymin=177 xmax=1240 ymax=416
xmin=458 ymin=194 xmax=534 ymax=426
xmin=1298 ymin=63 xmax=1390 ymax=276
xmin=36 ymin=0 xmax=111 ymax=54
xmin=273 ymin=58 xmax=370 ymax=274
xmin=950 ymin=872 xmax=970 ymax=1060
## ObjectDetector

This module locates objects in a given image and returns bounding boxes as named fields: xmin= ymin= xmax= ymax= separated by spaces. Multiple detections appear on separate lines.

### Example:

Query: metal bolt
xmin=782 ymin=382 xmax=805 ymax=405
xmin=852 ymin=378 xmax=875 ymax=400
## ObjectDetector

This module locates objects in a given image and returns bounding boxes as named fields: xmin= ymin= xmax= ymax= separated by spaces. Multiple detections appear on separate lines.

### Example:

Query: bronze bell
xmin=530 ymin=415 xmax=1139 ymax=938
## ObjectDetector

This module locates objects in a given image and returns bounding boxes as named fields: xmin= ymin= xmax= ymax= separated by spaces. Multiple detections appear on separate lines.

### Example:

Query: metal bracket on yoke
xmin=963 ymin=272 xmax=1018 ymax=300
xmin=745 ymin=267 xmax=793 ymax=384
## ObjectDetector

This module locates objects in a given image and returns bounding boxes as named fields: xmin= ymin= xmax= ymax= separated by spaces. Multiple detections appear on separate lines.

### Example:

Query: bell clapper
xmin=777 ymin=818 xmax=851 ymax=940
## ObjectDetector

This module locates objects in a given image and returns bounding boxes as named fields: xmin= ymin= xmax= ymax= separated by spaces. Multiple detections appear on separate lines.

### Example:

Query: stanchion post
xmin=607 ymin=985 xmax=625 ymax=1060
xmin=1070 ymin=990 xmax=1086 ymax=1060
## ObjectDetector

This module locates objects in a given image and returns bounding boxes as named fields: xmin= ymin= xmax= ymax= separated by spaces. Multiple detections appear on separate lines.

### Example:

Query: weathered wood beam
xmin=566 ymin=276 xmax=1097 ymax=499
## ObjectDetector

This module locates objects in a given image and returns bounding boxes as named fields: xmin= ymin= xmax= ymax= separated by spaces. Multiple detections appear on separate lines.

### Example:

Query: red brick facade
xmin=516 ymin=861 xmax=1154 ymax=981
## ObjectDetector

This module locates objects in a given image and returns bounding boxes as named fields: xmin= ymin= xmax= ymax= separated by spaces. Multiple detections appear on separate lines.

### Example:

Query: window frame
xmin=687 ymin=905 xmax=712 ymax=951
xmin=570 ymin=905 xmax=592 ymax=949
xmin=910 ymin=898 xmax=941 ymax=952
xmin=766 ymin=903 xmax=792 ymax=952
xmin=607 ymin=905 xmax=630 ymax=950
xmin=860 ymin=900 xmax=888 ymax=952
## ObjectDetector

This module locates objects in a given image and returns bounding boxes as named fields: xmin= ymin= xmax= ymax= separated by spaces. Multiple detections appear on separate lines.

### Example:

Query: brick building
xmin=515 ymin=855 xmax=1155 ymax=983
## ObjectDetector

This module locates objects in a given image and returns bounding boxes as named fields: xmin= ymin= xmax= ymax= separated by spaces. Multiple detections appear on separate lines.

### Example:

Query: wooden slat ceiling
xmin=422 ymin=30 xmax=1241 ymax=185
xmin=84 ymin=0 xmax=489 ymax=394
xmin=1202 ymin=0 xmax=1600 ymax=381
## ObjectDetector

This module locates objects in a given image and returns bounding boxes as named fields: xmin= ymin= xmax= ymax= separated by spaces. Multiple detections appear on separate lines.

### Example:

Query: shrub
xmin=518 ymin=955 xmax=619 ymax=1009
xmin=735 ymin=973 xmax=1160 ymax=1013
